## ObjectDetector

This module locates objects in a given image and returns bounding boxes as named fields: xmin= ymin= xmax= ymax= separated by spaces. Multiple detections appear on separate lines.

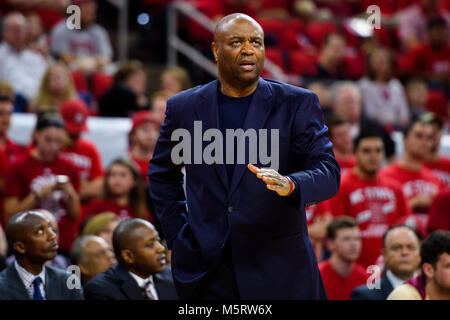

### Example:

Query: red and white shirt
xmin=4 ymin=154 xmax=80 ymax=251
xmin=329 ymin=170 xmax=410 ymax=267
xmin=61 ymin=138 xmax=103 ymax=181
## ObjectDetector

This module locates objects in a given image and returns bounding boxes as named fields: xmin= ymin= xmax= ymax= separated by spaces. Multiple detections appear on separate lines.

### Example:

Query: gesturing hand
xmin=247 ymin=164 xmax=295 ymax=196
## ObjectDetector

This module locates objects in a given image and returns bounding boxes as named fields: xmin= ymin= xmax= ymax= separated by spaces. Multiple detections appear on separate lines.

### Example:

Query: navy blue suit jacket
xmin=148 ymin=78 xmax=340 ymax=299
xmin=351 ymin=276 xmax=394 ymax=300
xmin=83 ymin=265 xmax=178 ymax=300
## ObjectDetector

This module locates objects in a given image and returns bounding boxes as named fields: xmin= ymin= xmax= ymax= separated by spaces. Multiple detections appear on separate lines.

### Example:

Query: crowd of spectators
xmin=0 ymin=0 xmax=449 ymax=300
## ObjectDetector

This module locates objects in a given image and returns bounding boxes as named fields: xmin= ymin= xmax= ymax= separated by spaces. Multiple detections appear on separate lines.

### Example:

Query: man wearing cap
xmin=60 ymin=99 xmax=104 ymax=202
xmin=129 ymin=111 xmax=160 ymax=181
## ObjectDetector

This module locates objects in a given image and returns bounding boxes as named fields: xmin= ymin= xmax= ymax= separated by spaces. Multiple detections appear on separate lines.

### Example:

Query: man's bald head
xmin=112 ymin=218 xmax=155 ymax=262
xmin=5 ymin=211 xmax=48 ymax=248
xmin=213 ymin=13 xmax=263 ymax=43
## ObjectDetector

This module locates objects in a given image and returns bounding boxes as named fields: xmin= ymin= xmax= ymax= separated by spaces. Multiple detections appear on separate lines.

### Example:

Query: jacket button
xmin=227 ymin=206 xmax=234 ymax=213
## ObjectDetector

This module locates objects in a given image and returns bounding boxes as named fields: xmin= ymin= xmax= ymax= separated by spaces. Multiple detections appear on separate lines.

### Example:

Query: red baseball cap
xmin=60 ymin=99 xmax=89 ymax=135
xmin=131 ymin=111 xmax=158 ymax=132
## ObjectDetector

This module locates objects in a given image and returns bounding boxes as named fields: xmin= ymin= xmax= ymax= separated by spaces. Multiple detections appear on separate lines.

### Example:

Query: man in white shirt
xmin=0 ymin=12 xmax=48 ymax=100
xmin=351 ymin=225 xmax=421 ymax=300
xmin=84 ymin=218 xmax=178 ymax=300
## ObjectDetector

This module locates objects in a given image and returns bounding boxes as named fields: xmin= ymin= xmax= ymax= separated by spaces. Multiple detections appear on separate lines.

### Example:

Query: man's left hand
xmin=247 ymin=164 xmax=295 ymax=196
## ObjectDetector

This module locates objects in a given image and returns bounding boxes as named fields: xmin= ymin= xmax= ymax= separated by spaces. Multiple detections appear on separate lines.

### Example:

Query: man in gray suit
xmin=0 ymin=211 xmax=83 ymax=300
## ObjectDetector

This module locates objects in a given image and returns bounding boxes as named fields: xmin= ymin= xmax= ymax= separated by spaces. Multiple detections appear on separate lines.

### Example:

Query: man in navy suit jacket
xmin=0 ymin=211 xmax=83 ymax=300
xmin=148 ymin=13 xmax=340 ymax=300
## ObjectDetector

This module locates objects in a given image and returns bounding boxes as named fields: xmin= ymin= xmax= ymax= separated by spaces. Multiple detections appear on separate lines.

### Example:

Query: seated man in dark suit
xmin=84 ymin=218 xmax=178 ymax=300
xmin=351 ymin=225 xmax=421 ymax=300
xmin=0 ymin=211 xmax=84 ymax=300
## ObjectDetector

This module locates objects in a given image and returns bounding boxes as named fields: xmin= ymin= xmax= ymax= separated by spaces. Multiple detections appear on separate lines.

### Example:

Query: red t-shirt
xmin=61 ymin=138 xmax=103 ymax=181
xmin=424 ymin=156 xmax=450 ymax=188
xmin=336 ymin=155 xmax=356 ymax=176
xmin=129 ymin=152 xmax=150 ymax=182
xmin=329 ymin=170 xmax=410 ymax=267
xmin=4 ymin=138 xmax=28 ymax=165
xmin=81 ymin=199 xmax=154 ymax=226
xmin=319 ymin=260 xmax=368 ymax=300
xmin=4 ymin=154 xmax=81 ymax=251
xmin=306 ymin=201 xmax=330 ymax=225
xmin=403 ymin=43 xmax=450 ymax=77
xmin=427 ymin=188 xmax=450 ymax=233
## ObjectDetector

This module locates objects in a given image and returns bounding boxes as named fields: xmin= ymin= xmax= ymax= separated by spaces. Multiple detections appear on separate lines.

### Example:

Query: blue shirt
xmin=217 ymin=90 xmax=253 ymax=182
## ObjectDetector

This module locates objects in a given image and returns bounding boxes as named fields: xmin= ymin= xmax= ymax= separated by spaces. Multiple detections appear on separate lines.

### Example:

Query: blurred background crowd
xmin=0 ymin=0 xmax=449 ymax=300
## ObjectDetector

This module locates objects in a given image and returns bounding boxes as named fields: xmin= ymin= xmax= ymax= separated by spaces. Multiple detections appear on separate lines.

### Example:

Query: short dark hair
xmin=0 ymin=95 xmax=14 ymax=105
xmin=112 ymin=218 xmax=152 ymax=264
xmin=427 ymin=16 xmax=447 ymax=30
xmin=402 ymin=113 xmax=433 ymax=137
xmin=353 ymin=130 xmax=384 ymax=151
xmin=382 ymin=225 xmax=421 ymax=249
xmin=420 ymin=230 xmax=450 ymax=267
xmin=326 ymin=216 xmax=357 ymax=240
xmin=35 ymin=112 xmax=65 ymax=131
xmin=325 ymin=113 xmax=349 ymax=138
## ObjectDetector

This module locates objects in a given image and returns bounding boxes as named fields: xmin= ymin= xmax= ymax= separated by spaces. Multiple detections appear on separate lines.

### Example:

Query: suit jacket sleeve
xmin=351 ymin=286 xmax=370 ymax=300
xmin=287 ymin=92 xmax=340 ymax=209
xmin=147 ymin=98 xmax=188 ymax=248
xmin=83 ymin=280 xmax=112 ymax=300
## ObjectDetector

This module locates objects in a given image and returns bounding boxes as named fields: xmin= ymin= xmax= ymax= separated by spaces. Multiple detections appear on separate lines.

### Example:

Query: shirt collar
xmin=386 ymin=269 xmax=406 ymax=289
xmin=128 ymin=271 xmax=153 ymax=288
xmin=14 ymin=260 xmax=46 ymax=288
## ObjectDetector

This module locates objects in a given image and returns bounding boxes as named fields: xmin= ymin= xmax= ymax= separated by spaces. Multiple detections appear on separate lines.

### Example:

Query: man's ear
xmin=211 ymin=42 xmax=218 ymax=62
xmin=121 ymin=249 xmax=135 ymax=264
xmin=422 ymin=263 xmax=434 ymax=279
xmin=13 ymin=241 xmax=26 ymax=255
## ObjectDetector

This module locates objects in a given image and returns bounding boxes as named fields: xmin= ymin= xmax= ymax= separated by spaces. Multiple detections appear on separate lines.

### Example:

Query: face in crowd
xmin=328 ymin=226 xmax=362 ymax=263
xmin=403 ymin=122 xmax=434 ymax=161
xmin=355 ymin=137 xmax=385 ymax=176
xmin=383 ymin=227 xmax=421 ymax=280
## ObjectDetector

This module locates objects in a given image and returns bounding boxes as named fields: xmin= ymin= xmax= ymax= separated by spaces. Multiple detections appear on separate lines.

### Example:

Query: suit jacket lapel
xmin=7 ymin=265 xmax=30 ymax=300
xmin=196 ymin=80 xmax=229 ymax=191
xmin=228 ymin=78 xmax=274 ymax=197
xmin=381 ymin=276 xmax=394 ymax=299
xmin=115 ymin=265 xmax=146 ymax=300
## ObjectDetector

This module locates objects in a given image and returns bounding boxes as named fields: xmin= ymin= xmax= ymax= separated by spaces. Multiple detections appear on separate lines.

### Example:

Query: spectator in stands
xmin=402 ymin=17 xmax=450 ymax=88
xmin=32 ymin=62 xmax=78 ymax=113
xmin=70 ymin=235 xmax=116 ymax=285
xmin=160 ymin=66 xmax=192 ymax=96
xmin=151 ymin=90 xmax=172 ymax=126
xmin=60 ymin=99 xmax=104 ymax=202
xmin=26 ymin=12 xmax=49 ymax=58
xmin=319 ymin=216 xmax=368 ymax=300
xmin=306 ymin=202 xmax=333 ymax=262
xmin=84 ymin=218 xmax=178 ymax=300
xmin=0 ymin=12 xmax=48 ymax=100
xmin=0 ymin=79 xmax=28 ymax=112
xmin=398 ymin=0 xmax=450 ymax=51
xmin=427 ymin=188 xmax=450 ymax=233
xmin=3 ymin=113 xmax=81 ymax=254
xmin=379 ymin=115 xmax=444 ymax=234
xmin=359 ymin=47 xmax=410 ymax=130
xmin=80 ymin=212 xmax=119 ymax=249
xmin=129 ymin=111 xmax=159 ymax=181
xmin=50 ymin=0 xmax=113 ymax=74
xmin=406 ymin=79 xmax=429 ymax=119
xmin=305 ymin=33 xmax=346 ymax=80
xmin=82 ymin=158 xmax=153 ymax=223
xmin=351 ymin=225 xmax=421 ymax=300
xmin=0 ymin=210 xmax=83 ymax=300
xmin=6 ymin=209 xmax=71 ymax=271
xmin=98 ymin=60 xmax=149 ymax=117
xmin=423 ymin=113 xmax=450 ymax=188
xmin=329 ymin=132 xmax=410 ymax=267
xmin=325 ymin=114 xmax=355 ymax=174
xmin=307 ymin=82 xmax=333 ymax=117
xmin=0 ymin=224 xmax=6 ymax=257
xmin=388 ymin=230 xmax=450 ymax=300
xmin=331 ymin=81 xmax=396 ymax=161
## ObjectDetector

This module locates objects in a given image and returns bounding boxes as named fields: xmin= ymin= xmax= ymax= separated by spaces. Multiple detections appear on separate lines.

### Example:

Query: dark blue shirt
xmin=217 ymin=90 xmax=253 ymax=183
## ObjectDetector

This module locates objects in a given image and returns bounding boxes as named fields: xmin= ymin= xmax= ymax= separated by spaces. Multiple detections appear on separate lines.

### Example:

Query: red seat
xmin=288 ymin=50 xmax=318 ymax=75
xmin=91 ymin=72 xmax=114 ymax=102
xmin=306 ymin=21 xmax=338 ymax=49
xmin=265 ymin=47 xmax=285 ymax=71
xmin=257 ymin=18 xmax=285 ymax=47
xmin=259 ymin=0 xmax=289 ymax=10
xmin=279 ymin=19 xmax=306 ymax=49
